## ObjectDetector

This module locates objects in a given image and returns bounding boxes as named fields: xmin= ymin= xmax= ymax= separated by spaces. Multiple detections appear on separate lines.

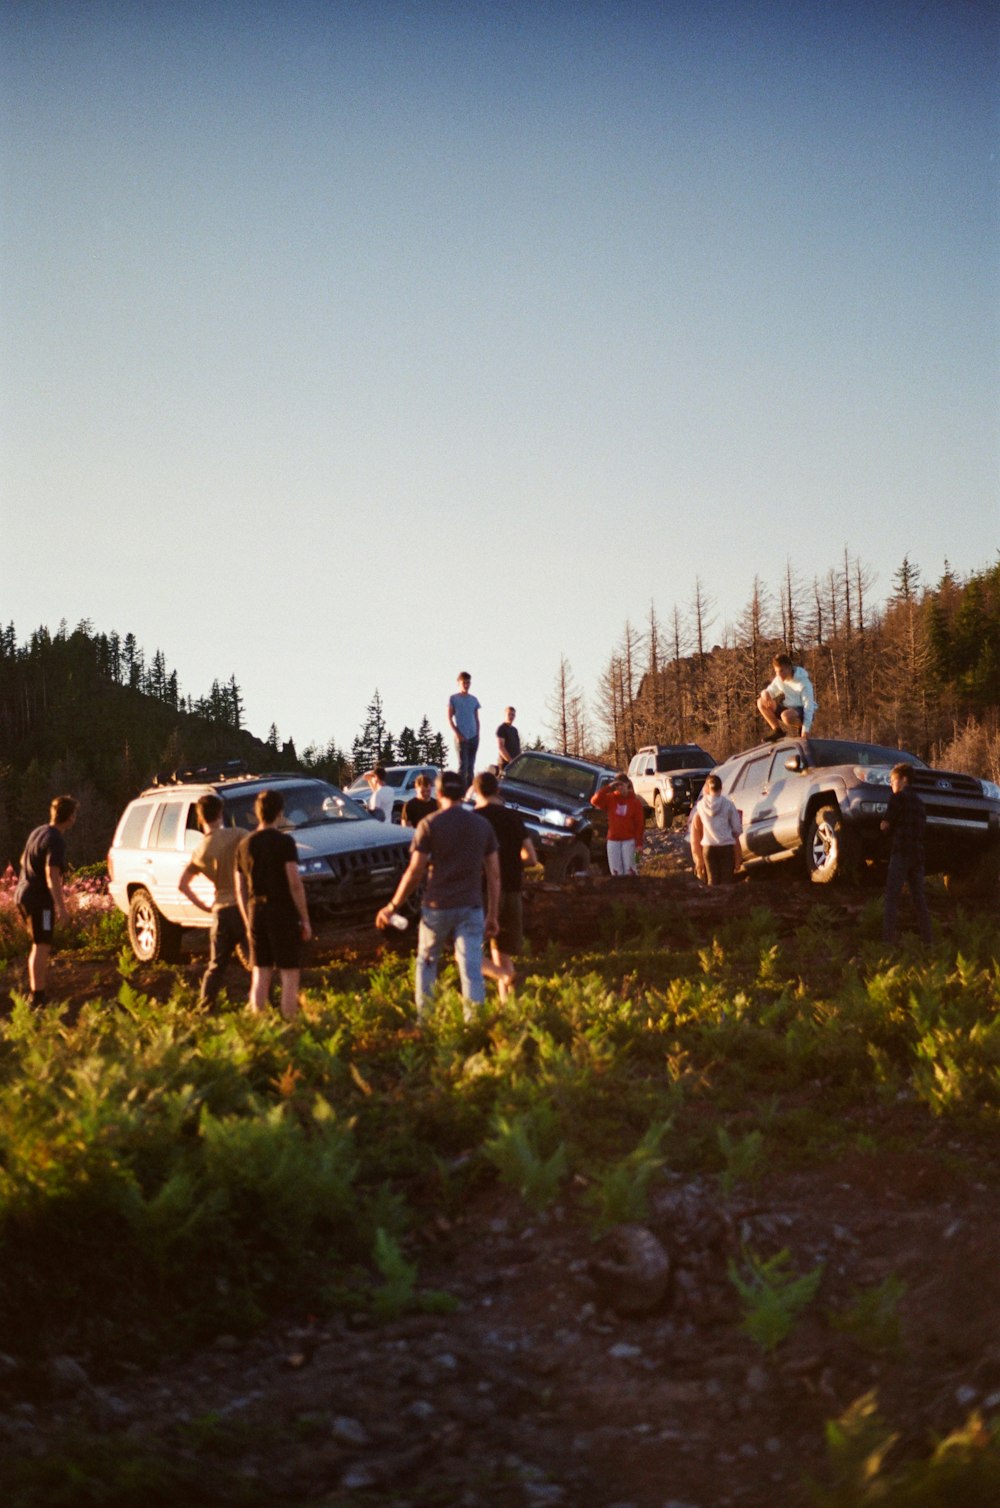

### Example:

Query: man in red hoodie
xmin=591 ymin=775 xmax=646 ymax=876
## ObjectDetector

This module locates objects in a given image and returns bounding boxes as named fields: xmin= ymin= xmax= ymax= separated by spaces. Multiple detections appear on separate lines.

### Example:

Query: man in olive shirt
xmin=178 ymin=793 xmax=247 ymax=1007
xmin=376 ymin=770 xmax=499 ymax=1019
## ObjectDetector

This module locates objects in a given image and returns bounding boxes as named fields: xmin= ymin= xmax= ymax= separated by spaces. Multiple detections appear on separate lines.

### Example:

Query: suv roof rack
xmin=151 ymin=759 xmax=251 ymax=787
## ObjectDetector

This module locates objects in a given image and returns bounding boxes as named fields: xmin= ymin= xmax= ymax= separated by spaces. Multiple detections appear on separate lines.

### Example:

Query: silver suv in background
xmin=712 ymin=736 xmax=1000 ymax=889
xmin=627 ymin=744 xmax=715 ymax=829
xmin=108 ymin=769 xmax=412 ymax=962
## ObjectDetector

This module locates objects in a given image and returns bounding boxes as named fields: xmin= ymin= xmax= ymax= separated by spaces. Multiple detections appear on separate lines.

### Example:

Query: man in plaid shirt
xmin=880 ymin=764 xmax=932 ymax=946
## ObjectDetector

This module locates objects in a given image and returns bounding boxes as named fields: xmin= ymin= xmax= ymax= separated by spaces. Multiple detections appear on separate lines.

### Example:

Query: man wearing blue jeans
xmin=375 ymin=771 xmax=500 ymax=1019
xmin=447 ymin=671 xmax=481 ymax=789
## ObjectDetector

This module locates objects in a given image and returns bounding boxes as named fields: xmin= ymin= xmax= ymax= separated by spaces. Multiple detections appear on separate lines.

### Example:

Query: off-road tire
xmin=544 ymin=840 xmax=592 ymax=882
xmin=127 ymin=887 xmax=183 ymax=964
xmin=804 ymin=805 xmax=860 ymax=885
xmin=653 ymin=792 xmax=668 ymax=831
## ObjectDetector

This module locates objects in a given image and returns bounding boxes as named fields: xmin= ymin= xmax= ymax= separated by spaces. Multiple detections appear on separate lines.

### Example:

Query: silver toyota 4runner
xmin=712 ymin=736 xmax=1000 ymax=889
xmin=108 ymin=767 xmax=412 ymax=962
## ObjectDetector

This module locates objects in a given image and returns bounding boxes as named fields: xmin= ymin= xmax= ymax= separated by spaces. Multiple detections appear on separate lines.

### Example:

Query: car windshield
xmin=807 ymin=739 xmax=925 ymax=769
xmin=655 ymin=750 xmax=714 ymax=772
xmin=503 ymin=754 xmax=601 ymax=802
xmin=222 ymin=782 xmax=369 ymax=830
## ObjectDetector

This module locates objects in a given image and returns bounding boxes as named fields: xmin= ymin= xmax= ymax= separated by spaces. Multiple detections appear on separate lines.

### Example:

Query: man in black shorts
xmin=472 ymin=771 xmax=537 ymax=1002
xmin=236 ymin=789 xmax=312 ymax=1020
xmin=15 ymin=794 xmax=78 ymax=1005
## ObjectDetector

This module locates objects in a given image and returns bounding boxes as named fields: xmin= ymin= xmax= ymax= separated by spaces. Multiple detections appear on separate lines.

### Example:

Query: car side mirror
xmin=784 ymin=754 xmax=803 ymax=772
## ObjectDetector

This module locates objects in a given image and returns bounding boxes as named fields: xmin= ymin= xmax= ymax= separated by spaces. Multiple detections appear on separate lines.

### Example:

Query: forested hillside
xmin=0 ymin=622 xmax=298 ymax=866
xmin=551 ymin=555 xmax=1000 ymax=779
xmin=0 ymin=622 xmax=450 ymax=866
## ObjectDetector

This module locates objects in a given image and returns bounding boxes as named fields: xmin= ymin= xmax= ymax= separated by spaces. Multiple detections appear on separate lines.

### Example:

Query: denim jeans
xmin=882 ymin=852 xmax=932 ymax=945
xmin=416 ymin=905 xmax=486 ymax=1017
xmin=455 ymin=736 xmax=479 ymax=788
xmin=201 ymin=904 xmax=247 ymax=1005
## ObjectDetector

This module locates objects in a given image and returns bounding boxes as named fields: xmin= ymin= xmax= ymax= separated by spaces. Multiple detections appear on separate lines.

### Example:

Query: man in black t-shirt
xmin=15 ymin=794 xmax=78 ymax=1006
xmin=236 ymin=789 xmax=312 ymax=1020
xmin=496 ymin=707 xmax=521 ymax=772
xmin=473 ymin=771 xmax=537 ymax=1002
xmin=879 ymin=764 xmax=932 ymax=946
xmin=375 ymin=771 xmax=500 ymax=1020
xmin=401 ymin=773 xmax=439 ymax=829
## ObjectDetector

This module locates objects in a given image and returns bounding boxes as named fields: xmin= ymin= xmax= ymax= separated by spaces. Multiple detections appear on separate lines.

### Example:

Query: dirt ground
xmin=2 ymin=837 xmax=998 ymax=1506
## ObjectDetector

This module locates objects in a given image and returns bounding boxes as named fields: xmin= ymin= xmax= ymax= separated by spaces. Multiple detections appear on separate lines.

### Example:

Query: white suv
xmin=108 ymin=768 xmax=412 ymax=962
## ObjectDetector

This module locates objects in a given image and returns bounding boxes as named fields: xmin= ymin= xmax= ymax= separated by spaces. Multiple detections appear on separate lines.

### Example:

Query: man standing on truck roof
xmin=178 ymin=793 xmax=247 ymax=1008
xmin=447 ymin=671 xmax=481 ymax=788
xmin=496 ymin=706 xmax=521 ymax=773
xmin=757 ymin=653 xmax=817 ymax=742
xmin=15 ymin=794 xmax=77 ymax=1006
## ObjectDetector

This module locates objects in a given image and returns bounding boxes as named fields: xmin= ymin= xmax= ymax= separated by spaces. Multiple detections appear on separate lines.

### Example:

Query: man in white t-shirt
xmin=363 ymin=765 xmax=396 ymax=823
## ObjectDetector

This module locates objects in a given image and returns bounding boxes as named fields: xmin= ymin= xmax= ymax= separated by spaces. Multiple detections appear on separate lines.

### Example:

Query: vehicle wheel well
xmin=800 ymin=791 xmax=840 ymax=839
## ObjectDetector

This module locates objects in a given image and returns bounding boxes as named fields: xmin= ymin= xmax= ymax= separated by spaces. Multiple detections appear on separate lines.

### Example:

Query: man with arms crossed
xmin=236 ymin=788 xmax=312 ymax=1020
xmin=15 ymin=794 xmax=77 ymax=1005
xmin=178 ymin=793 xmax=247 ymax=1008
xmin=376 ymin=770 xmax=500 ymax=1020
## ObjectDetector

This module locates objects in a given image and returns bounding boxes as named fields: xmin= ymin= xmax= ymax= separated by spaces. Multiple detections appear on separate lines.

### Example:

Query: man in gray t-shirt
xmin=376 ymin=771 xmax=500 ymax=1018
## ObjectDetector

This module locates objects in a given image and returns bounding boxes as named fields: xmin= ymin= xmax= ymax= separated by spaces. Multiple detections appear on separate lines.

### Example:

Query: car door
xmin=146 ymin=798 xmax=195 ymax=921
xmin=729 ymin=751 xmax=783 ymax=857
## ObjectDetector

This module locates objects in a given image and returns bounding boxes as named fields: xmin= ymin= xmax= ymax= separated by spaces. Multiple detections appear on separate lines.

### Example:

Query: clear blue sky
xmin=2 ymin=1 xmax=997 ymax=757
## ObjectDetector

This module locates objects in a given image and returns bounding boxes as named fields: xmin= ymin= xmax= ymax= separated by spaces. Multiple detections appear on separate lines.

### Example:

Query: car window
xmin=153 ymin=801 xmax=184 ymax=849
xmin=656 ymin=750 xmax=713 ymax=772
xmin=730 ymin=753 xmax=773 ymax=795
xmin=504 ymin=754 xmax=601 ymax=801
xmin=222 ymin=782 xmax=368 ymax=831
xmin=117 ymin=803 xmax=152 ymax=849
xmin=808 ymin=739 xmax=924 ymax=769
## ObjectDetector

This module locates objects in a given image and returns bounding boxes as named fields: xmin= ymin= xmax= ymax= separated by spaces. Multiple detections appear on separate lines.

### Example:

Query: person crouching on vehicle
xmin=691 ymin=775 xmax=743 ymax=885
xmin=756 ymin=653 xmax=817 ymax=742
xmin=590 ymin=775 xmax=645 ymax=877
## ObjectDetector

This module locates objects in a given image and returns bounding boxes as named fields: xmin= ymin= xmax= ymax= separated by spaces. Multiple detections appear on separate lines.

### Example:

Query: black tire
xmin=544 ymin=840 xmax=592 ymax=882
xmin=653 ymin=792 xmax=668 ymax=831
xmin=127 ymin=888 xmax=183 ymax=963
xmin=944 ymin=846 xmax=1000 ymax=901
xmin=803 ymin=805 xmax=860 ymax=885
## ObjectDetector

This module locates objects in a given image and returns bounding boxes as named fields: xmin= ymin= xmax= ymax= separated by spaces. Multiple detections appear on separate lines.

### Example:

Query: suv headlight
xmin=853 ymin=767 xmax=892 ymax=785
xmin=298 ymin=858 xmax=329 ymax=875
xmin=538 ymin=808 xmax=577 ymax=829
xmin=981 ymin=779 xmax=1000 ymax=801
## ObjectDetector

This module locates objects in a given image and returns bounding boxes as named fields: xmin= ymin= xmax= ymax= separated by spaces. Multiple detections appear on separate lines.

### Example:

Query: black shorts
xmin=19 ymin=901 xmax=55 ymax=944
xmin=249 ymin=903 xmax=302 ymax=970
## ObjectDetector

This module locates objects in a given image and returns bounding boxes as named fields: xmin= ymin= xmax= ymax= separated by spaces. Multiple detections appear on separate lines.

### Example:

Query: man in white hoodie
xmin=757 ymin=653 xmax=817 ymax=741
xmin=690 ymin=775 xmax=743 ymax=886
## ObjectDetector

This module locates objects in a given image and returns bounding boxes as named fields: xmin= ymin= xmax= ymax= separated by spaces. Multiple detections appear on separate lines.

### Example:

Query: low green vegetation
xmin=0 ymin=902 xmax=998 ymax=1499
